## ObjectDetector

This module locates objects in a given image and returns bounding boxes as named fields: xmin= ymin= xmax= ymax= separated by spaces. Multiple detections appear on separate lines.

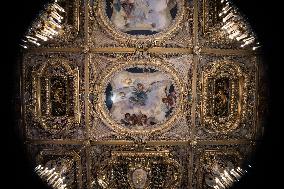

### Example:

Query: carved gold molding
xmin=57 ymin=0 xmax=80 ymax=38
xmin=202 ymin=0 xmax=223 ymax=35
xmin=25 ymin=47 xmax=258 ymax=56
xmin=32 ymin=59 xmax=80 ymax=133
xmin=201 ymin=60 xmax=248 ymax=133
xmin=26 ymin=139 xmax=254 ymax=146
xmin=96 ymin=150 xmax=182 ymax=189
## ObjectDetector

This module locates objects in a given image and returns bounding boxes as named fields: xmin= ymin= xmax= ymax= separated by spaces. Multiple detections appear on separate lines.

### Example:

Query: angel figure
xmin=110 ymin=79 xmax=172 ymax=123
xmin=162 ymin=90 xmax=177 ymax=109
xmin=132 ymin=0 xmax=150 ymax=22
xmin=129 ymin=83 xmax=148 ymax=106
xmin=121 ymin=113 xmax=132 ymax=126
xmin=111 ymin=0 xmax=134 ymax=29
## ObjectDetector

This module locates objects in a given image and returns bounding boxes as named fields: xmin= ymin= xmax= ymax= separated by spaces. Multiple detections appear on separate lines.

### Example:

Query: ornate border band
xmin=96 ymin=150 xmax=182 ymax=189
xmin=201 ymin=60 xmax=248 ymax=133
xmin=32 ymin=59 xmax=80 ymax=133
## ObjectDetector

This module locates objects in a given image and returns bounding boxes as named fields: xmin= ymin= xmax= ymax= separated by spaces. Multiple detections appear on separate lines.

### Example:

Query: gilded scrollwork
xmin=31 ymin=58 xmax=80 ymax=133
xmin=200 ymin=60 xmax=248 ymax=133
xmin=95 ymin=150 xmax=182 ymax=189
xmin=196 ymin=56 xmax=258 ymax=140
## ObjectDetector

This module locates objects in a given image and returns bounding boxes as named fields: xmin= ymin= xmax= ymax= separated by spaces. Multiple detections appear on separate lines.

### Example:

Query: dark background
xmin=2 ymin=0 xmax=281 ymax=188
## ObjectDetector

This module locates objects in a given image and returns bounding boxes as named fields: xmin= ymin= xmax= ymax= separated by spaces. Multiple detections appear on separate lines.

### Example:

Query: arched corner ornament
xmin=36 ymin=150 xmax=83 ymax=188
xmin=95 ymin=0 xmax=186 ymax=44
xmin=32 ymin=59 xmax=80 ymax=133
xmin=95 ymin=58 xmax=186 ymax=136
xmin=201 ymin=60 xmax=249 ymax=133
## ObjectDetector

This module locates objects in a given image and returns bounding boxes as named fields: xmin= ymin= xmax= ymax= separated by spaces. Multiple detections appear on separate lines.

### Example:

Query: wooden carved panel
xmin=201 ymin=61 xmax=248 ymax=133
xmin=32 ymin=59 xmax=80 ymax=133
xmin=95 ymin=151 xmax=182 ymax=189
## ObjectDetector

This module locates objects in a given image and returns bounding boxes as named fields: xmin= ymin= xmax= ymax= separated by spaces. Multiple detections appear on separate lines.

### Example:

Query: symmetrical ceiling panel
xmin=20 ymin=0 xmax=266 ymax=188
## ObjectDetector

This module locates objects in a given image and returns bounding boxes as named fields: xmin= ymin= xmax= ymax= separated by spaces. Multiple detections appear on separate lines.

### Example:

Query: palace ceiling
xmin=19 ymin=0 xmax=267 ymax=188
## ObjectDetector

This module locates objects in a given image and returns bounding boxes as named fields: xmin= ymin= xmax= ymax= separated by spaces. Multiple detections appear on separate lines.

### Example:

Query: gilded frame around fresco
xmin=94 ymin=58 xmax=186 ymax=136
xmin=31 ymin=59 xmax=80 ymax=133
xmin=95 ymin=0 xmax=187 ymax=45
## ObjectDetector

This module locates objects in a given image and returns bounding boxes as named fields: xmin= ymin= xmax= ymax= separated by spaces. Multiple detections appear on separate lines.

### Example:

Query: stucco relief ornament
xmin=193 ymin=45 xmax=202 ymax=56
xmin=133 ymin=49 xmax=151 ymax=59
xmin=84 ymin=46 xmax=90 ymax=54
xmin=131 ymin=168 xmax=148 ymax=189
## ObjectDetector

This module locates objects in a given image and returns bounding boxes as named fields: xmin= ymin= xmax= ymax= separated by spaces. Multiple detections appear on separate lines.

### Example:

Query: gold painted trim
xmin=201 ymin=48 xmax=259 ymax=55
xmin=27 ymin=139 xmax=86 ymax=145
xmin=149 ymin=47 xmax=193 ymax=54
xmin=91 ymin=47 xmax=136 ymax=53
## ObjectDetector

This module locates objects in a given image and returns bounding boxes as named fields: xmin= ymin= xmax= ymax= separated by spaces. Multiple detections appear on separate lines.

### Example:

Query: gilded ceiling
xmin=20 ymin=0 xmax=267 ymax=188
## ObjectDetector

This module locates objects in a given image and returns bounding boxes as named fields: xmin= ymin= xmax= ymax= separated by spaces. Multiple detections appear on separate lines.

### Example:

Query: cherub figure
xmin=121 ymin=113 xmax=132 ymax=126
xmin=129 ymin=83 xmax=148 ymax=106
xmin=162 ymin=91 xmax=176 ymax=109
